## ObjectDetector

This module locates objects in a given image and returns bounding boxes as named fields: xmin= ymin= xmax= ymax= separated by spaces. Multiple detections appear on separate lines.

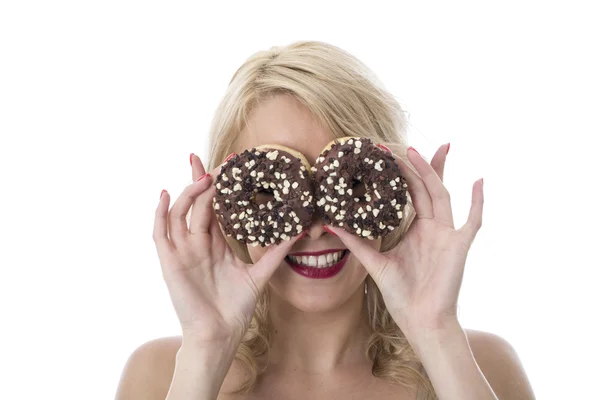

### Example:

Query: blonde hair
xmin=205 ymin=40 xmax=437 ymax=399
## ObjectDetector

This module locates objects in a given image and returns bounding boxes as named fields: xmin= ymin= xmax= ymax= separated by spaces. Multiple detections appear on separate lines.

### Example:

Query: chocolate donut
xmin=311 ymin=137 xmax=409 ymax=240
xmin=212 ymin=145 xmax=315 ymax=247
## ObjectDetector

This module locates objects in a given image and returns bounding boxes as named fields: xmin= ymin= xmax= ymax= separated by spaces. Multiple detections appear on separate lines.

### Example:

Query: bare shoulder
xmin=464 ymin=328 xmax=536 ymax=399
xmin=114 ymin=336 xmax=182 ymax=400
xmin=114 ymin=336 xmax=247 ymax=400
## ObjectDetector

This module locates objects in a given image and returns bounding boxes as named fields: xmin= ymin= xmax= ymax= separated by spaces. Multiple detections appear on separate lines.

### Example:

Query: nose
xmin=303 ymin=208 xmax=329 ymax=239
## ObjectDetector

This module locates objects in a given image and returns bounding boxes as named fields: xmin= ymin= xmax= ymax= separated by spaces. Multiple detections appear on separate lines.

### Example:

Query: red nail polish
xmin=223 ymin=152 xmax=236 ymax=163
xmin=298 ymin=230 xmax=307 ymax=240
xmin=408 ymin=146 xmax=420 ymax=156
xmin=323 ymin=225 xmax=338 ymax=236
xmin=196 ymin=173 xmax=210 ymax=182
xmin=376 ymin=144 xmax=392 ymax=154
xmin=189 ymin=153 xmax=194 ymax=166
xmin=160 ymin=189 xmax=167 ymax=199
xmin=445 ymin=143 xmax=450 ymax=155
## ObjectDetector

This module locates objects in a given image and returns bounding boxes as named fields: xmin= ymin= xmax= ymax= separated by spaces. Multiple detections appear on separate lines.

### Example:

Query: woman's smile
xmin=285 ymin=248 xmax=351 ymax=279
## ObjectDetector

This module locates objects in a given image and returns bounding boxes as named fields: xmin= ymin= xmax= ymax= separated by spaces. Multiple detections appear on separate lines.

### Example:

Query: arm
xmin=406 ymin=322 xmax=535 ymax=400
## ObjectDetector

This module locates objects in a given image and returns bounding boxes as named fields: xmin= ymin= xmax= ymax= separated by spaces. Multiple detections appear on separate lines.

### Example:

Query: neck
xmin=266 ymin=283 xmax=372 ymax=373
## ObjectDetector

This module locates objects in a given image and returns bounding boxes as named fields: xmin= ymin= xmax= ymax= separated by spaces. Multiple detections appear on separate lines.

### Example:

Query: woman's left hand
xmin=325 ymin=144 xmax=484 ymax=338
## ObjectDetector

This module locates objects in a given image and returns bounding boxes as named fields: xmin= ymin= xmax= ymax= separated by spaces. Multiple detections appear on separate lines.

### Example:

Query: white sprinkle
xmin=373 ymin=209 xmax=380 ymax=217
xmin=362 ymin=230 xmax=371 ymax=237
xmin=338 ymin=151 xmax=344 ymax=157
xmin=233 ymin=183 xmax=242 ymax=191
xmin=236 ymin=234 xmax=243 ymax=240
xmin=292 ymin=182 xmax=299 ymax=189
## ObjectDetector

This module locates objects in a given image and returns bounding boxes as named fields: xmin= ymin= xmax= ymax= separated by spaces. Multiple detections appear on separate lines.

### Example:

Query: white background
xmin=1 ymin=1 xmax=598 ymax=399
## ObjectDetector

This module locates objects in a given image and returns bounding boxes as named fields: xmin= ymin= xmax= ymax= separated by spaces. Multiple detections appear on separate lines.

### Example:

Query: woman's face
xmin=234 ymin=94 xmax=382 ymax=313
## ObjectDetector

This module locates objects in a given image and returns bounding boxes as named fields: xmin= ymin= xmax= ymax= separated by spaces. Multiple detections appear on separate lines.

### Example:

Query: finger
xmin=188 ymin=155 xmax=208 ymax=233
xmin=249 ymin=231 xmax=307 ymax=290
xmin=167 ymin=174 xmax=214 ymax=248
xmin=458 ymin=179 xmax=484 ymax=245
xmin=190 ymin=153 xmax=207 ymax=181
xmin=187 ymin=182 xmax=230 ymax=256
xmin=189 ymin=157 xmax=230 ymax=235
xmin=389 ymin=151 xmax=434 ymax=219
xmin=153 ymin=189 xmax=175 ymax=256
xmin=324 ymin=224 xmax=388 ymax=283
xmin=407 ymin=147 xmax=454 ymax=227
xmin=430 ymin=143 xmax=449 ymax=182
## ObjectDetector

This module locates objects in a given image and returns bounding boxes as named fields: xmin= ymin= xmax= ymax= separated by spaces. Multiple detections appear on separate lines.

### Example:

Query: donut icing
xmin=212 ymin=146 xmax=314 ymax=247
xmin=311 ymin=137 xmax=409 ymax=240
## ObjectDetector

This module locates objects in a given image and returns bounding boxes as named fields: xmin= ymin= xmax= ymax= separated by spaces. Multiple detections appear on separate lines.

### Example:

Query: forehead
xmin=235 ymin=94 xmax=334 ymax=164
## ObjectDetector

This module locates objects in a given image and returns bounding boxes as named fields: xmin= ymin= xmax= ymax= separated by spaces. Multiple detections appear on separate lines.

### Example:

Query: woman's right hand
xmin=152 ymin=154 xmax=302 ymax=346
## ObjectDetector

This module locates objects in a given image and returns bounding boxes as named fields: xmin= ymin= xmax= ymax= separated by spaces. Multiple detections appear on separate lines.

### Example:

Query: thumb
xmin=324 ymin=225 xmax=388 ymax=282
xmin=248 ymin=231 xmax=307 ymax=290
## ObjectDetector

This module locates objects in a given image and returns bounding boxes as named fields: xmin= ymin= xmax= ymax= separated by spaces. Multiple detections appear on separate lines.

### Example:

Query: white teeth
xmin=288 ymin=251 xmax=346 ymax=268
xmin=318 ymin=255 xmax=327 ymax=266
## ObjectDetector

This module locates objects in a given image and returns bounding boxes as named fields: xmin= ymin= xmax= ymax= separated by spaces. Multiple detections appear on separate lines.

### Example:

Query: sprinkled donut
xmin=311 ymin=137 xmax=409 ymax=240
xmin=212 ymin=145 xmax=315 ymax=247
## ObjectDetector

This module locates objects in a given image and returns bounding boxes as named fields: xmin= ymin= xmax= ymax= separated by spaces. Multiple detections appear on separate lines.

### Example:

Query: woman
xmin=116 ymin=41 xmax=535 ymax=399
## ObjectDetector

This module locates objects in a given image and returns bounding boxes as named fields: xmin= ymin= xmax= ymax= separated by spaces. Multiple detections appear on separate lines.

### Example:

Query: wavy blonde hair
xmin=205 ymin=40 xmax=437 ymax=399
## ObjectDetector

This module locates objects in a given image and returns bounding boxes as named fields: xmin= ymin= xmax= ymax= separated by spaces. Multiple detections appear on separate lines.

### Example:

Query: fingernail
xmin=223 ymin=152 xmax=236 ymax=163
xmin=408 ymin=146 xmax=420 ymax=156
xmin=160 ymin=189 xmax=167 ymax=199
xmin=298 ymin=230 xmax=307 ymax=240
xmin=189 ymin=153 xmax=195 ymax=166
xmin=323 ymin=225 xmax=338 ymax=236
xmin=445 ymin=143 xmax=450 ymax=155
xmin=376 ymin=144 xmax=392 ymax=154
xmin=196 ymin=173 xmax=210 ymax=182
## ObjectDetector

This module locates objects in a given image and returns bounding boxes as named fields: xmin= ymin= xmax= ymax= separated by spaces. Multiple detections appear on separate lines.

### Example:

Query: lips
xmin=285 ymin=249 xmax=350 ymax=279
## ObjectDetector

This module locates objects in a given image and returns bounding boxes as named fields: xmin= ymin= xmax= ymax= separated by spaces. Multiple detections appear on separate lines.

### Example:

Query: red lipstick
xmin=285 ymin=249 xmax=349 ymax=279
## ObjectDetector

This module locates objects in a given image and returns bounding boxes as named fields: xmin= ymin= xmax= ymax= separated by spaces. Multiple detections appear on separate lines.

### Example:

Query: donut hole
xmin=351 ymin=178 xmax=368 ymax=199
xmin=254 ymin=188 xmax=275 ymax=205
